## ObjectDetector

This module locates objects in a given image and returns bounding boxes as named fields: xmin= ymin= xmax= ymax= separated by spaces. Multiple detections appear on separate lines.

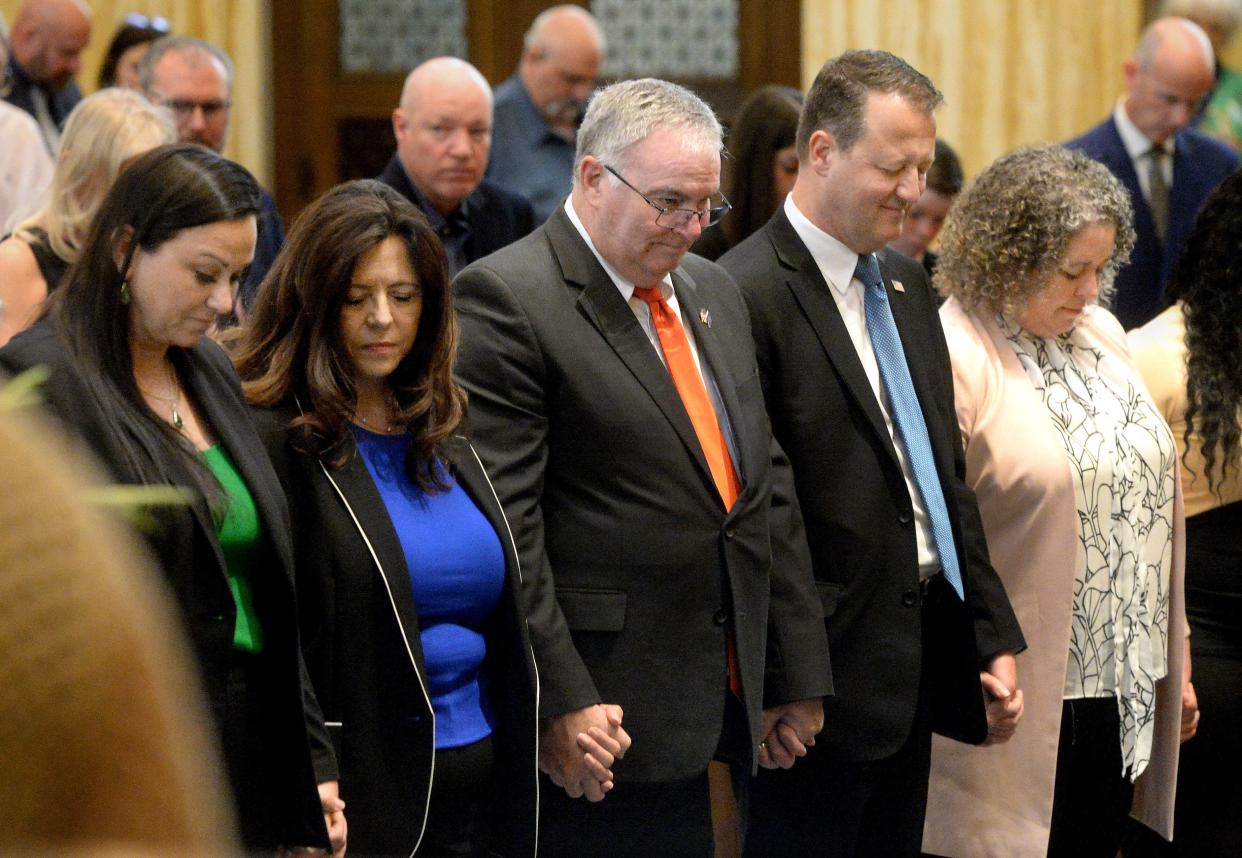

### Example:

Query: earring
xmin=120 ymin=280 xmax=131 ymax=305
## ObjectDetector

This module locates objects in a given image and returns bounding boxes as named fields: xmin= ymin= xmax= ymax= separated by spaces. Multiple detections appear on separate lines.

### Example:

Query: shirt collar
xmin=784 ymin=194 xmax=866 ymax=296
xmin=564 ymin=197 xmax=674 ymax=301
xmin=401 ymin=162 xmax=471 ymax=232
xmin=1114 ymin=98 xmax=1172 ymax=159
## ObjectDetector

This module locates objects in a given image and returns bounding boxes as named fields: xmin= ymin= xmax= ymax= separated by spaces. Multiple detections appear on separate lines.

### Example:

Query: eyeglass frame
xmin=155 ymin=97 xmax=233 ymax=120
xmin=603 ymin=165 xmax=731 ymax=230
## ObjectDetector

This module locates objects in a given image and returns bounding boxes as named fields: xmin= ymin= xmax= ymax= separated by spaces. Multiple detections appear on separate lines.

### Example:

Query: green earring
xmin=120 ymin=280 xmax=131 ymax=305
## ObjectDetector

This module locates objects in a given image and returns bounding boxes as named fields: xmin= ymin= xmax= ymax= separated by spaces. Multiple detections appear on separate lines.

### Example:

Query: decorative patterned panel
xmin=338 ymin=0 xmax=467 ymax=73
xmin=593 ymin=0 xmax=739 ymax=79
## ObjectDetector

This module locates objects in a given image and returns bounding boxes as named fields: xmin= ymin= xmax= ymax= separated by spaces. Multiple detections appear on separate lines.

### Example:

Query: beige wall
xmin=1 ymin=0 xmax=272 ymax=186
xmin=800 ymin=0 xmax=1148 ymax=179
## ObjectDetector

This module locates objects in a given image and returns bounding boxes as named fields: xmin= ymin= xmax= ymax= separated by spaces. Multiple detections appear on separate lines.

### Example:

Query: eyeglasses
xmin=123 ymin=13 xmax=171 ymax=33
xmin=604 ymin=165 xmax=731 ymax=230
xmin=159 ymin=98 xmax=232 ymax=120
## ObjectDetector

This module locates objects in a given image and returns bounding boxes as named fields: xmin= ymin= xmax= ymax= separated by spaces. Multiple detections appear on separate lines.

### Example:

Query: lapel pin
xmin=891 ymin=280 xmax=905 ymax=293
xmin=699 ymin=308 xmax=712 ymax=327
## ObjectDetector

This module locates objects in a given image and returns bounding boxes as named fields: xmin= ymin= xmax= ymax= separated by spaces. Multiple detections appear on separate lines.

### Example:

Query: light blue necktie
xmin=856 ymin=253 xmax=965 ymax=600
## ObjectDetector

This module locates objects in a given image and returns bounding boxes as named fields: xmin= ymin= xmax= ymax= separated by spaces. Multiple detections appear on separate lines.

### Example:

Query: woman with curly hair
xmin=233 ymin=180 xmax=551 ymax=857
xmin=921 ymin=144 xmax=1191 ymax=858
xmin=1128 ymin=167 xmax=1242 ymax=857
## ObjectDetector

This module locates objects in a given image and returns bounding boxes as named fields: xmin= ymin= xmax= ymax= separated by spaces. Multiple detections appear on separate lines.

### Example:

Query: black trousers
xmin=745 ymin=598 xmax=934 ymax=858
xmin=420 ymin=735 xmax=496 ymax=858
xmin=1047 ymin=697 xmax=1135 ymax=858
xmin=538 ymin=693 xmax=749 ymax=858
xmin=1123 ymin=500 xmax=1242 ymax=858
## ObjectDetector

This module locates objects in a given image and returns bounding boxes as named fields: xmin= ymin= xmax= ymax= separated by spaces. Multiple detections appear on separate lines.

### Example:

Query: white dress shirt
xmin=564 ymin=198 xmax=741 ymax=473
xmin=1114 ymin=99 xmax=1172 ymax=203
xmin=784 ymin=194 xmax=939 ymax=577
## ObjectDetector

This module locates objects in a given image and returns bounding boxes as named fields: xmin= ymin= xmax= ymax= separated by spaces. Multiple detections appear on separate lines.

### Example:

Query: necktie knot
xmin=632 ymin=285 xmax=665 ymax=307
xmin=854 ymin=254 xmax=884 ymax=293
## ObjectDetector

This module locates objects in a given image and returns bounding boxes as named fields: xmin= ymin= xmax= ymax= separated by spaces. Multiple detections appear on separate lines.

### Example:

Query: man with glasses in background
xmin=487 ymin=5 xmax=605 ymax=223
xmin=454 ymin=77 xmax=831 ymax=857
xmin=138 ymin=35 xmax=283 ymax=316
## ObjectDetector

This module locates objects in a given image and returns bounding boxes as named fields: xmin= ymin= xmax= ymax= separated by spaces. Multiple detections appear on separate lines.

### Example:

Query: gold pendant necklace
xmin=141 ymin=363 xmax=184 ymax=431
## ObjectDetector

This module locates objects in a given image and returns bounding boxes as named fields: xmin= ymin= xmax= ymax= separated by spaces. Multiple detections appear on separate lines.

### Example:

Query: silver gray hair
xmin=574 ymin=78 xmax=722 ymax=183
xmin=137 ymin=35 xmax=235 ymax=94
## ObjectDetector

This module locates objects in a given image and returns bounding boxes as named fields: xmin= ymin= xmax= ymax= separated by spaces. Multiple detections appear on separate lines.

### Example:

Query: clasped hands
xmin=758 ymin=697 xmax=824 ymax=769
xmin=980 ymin=652 xmax=1024 ymax=746
xmin=539 ymin=703 xmax=632 ymax=801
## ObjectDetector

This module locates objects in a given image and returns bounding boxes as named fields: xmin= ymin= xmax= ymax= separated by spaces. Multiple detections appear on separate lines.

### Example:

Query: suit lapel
xmin=546 ymin=212 xmax=718 ymax=491
xmin=769 ymin=213 xmax=900 ymax=467
xmin=677 ymin=269 xmax=749 ymax=485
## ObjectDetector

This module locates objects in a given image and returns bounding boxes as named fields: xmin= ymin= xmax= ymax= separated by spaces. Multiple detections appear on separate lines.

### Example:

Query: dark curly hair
xmin=233 ymin=180 xmax=465 ymax=491
xmin=1167 ymin=167 xmax=1242 ymax=493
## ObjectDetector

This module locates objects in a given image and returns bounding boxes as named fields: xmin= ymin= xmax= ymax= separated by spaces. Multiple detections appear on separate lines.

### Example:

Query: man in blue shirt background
xmin=487 ymin=5 xmax=605 ymax=224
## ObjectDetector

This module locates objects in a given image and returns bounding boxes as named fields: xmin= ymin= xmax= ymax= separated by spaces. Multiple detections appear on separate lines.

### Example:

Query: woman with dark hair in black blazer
xmin=0 ymin=143 xmax=340 ymax=854
xmin=234 ymin=179 xmax=543 ymax=857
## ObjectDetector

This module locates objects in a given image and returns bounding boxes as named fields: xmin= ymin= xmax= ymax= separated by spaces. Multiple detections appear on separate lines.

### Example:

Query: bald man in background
xmin=1067 ymin=16 xmax=1239 ymax=330
xmin=3 ymin=0 xmax=90 ymax=154
xmin=379 ymin=56 xmax=534 ymax=276
xmin=487 ymin=5 xmax=605 ymax=223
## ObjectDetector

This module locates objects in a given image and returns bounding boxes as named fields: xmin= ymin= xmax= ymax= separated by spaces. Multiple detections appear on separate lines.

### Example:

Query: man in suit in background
xmin=1067 ymin=16 xmax=1238 ymax=330
xmin=2 ymin=0 xmax=90 ymax=154
xmin=138 ymin=35 xmax=284 ymax=316
xmin=719 ymin=50 xmax=1025 ymax=857
xmin=454 ymin=77 xmax=831 ymax=857
xmin=487 ymin=5 xmax=605 ymax=224
xmin=380 ymin=57 xmax=534 ymax=278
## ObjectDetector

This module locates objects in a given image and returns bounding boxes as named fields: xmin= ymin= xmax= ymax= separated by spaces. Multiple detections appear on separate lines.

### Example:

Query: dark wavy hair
xmin=721 ymin=86 xmax=802 ymax=248
xmin=47 ymin=143 xmax=261 ymax=503
xmin=233 ymin=180 xmax=465 ymax=490
xmin=1166 ymin=167 xmax=1242 ymax=493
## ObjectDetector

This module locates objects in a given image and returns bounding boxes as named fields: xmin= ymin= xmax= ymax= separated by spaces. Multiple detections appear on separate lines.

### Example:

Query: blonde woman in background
xmin=0 ymin=87 xmax=173 ymax=345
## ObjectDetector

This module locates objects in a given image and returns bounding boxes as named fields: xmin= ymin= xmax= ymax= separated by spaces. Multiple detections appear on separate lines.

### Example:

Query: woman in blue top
xmin=235 ymin=180 xmax=548 ymax=857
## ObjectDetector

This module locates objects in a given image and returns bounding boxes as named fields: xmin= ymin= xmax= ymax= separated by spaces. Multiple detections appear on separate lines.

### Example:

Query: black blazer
xmin=454 ymin=207 xmax=832 ymax=783
xmin=377 ymin=155 xmax=535 ymax=265
xmin=0 ymin=320 xmax=330 ymax=850
xmin=253 ymin=407 xmax=539 ymax=858
xmin=719 ymin=209 xmax=1025 ymax=761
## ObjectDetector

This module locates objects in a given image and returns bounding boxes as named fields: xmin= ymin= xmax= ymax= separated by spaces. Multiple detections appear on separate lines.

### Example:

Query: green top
xmin=1199 ymin=65 xmax=1242 ymax=152
xmin=202 ymin=445 xmax=265 ymax=653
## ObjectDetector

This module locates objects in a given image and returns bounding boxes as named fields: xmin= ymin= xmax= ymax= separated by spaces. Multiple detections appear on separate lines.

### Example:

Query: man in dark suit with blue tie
xmin=454 ymin=77 xmax=831 ymax=857
xmin=719 ymin=50 xmax=1026 ymax=857
xmin=1067 ymin=16 xmax=1238 ymax=330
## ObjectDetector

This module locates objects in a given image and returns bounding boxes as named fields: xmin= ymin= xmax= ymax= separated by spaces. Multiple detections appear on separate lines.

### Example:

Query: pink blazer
xmin=921 ymin=300 xmax=1186 ymax=858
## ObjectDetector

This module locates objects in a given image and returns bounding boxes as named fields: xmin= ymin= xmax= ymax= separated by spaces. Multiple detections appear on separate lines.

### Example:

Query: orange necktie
xmin=633 ymin=287 xmax=741 ymax=508
xmin=633 ymin=286 xmax=743 ymax=698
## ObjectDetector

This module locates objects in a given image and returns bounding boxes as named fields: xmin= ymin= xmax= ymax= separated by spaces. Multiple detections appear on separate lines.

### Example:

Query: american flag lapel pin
xmin=700 ymin=308 xmax=712 ymax=327
xmin=891 ymin=280 xmax=905 ymax=293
